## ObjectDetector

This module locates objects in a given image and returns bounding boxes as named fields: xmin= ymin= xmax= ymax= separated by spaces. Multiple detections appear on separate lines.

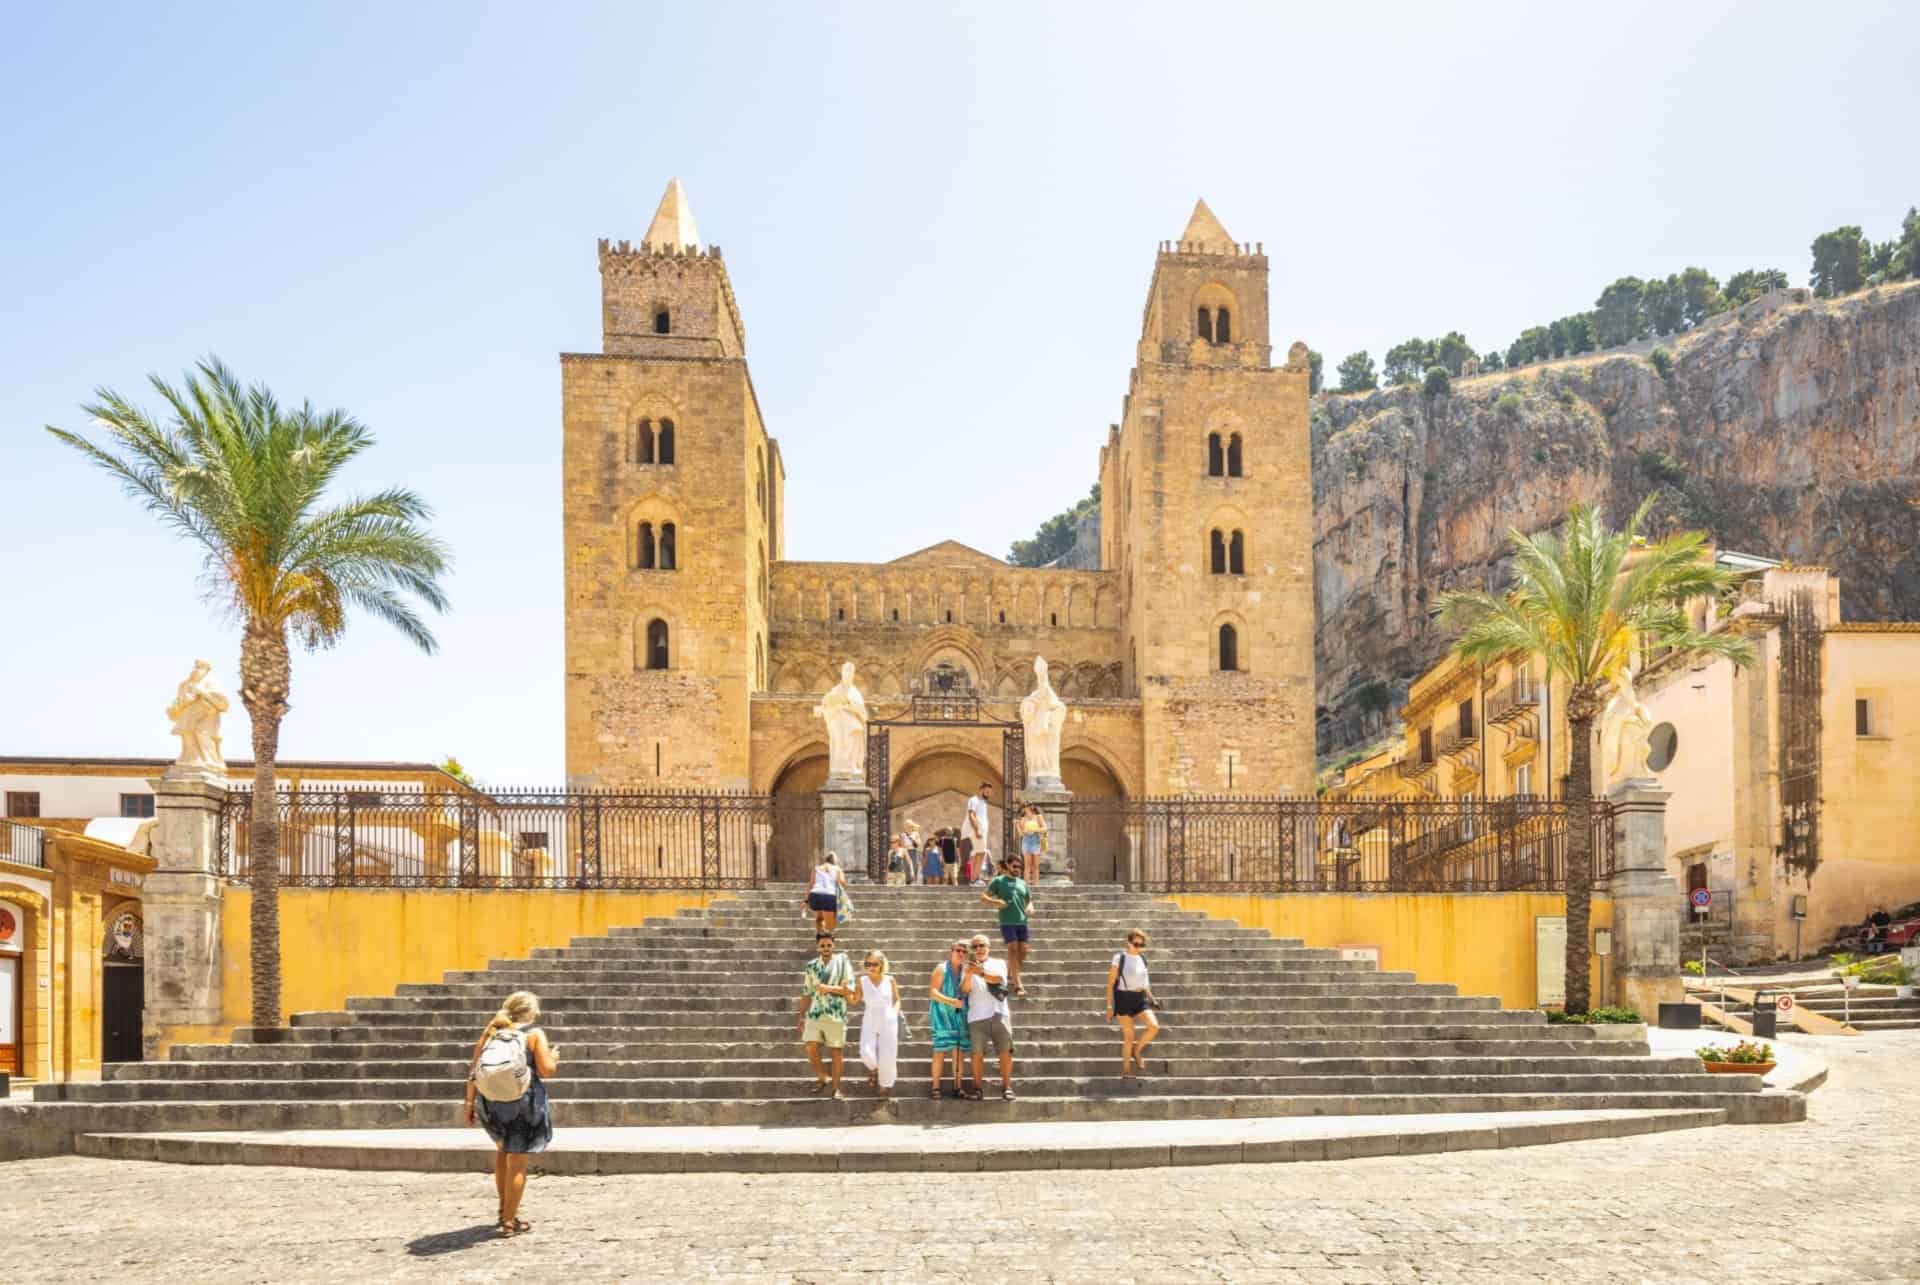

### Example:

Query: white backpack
xmin=472 ymin=1028 xmax=532 ymax=1102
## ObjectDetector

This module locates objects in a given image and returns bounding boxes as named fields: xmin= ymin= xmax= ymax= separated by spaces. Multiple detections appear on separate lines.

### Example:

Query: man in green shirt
xmin=982 ymin=855 xmax=1034 ymax=998
xmin=799 ymin=931 xmax=856 ymax=1099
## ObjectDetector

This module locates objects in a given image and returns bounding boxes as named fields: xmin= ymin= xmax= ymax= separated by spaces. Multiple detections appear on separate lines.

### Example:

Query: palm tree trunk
xmin=1563 ymin=713 xmax=1595 ymax=1015
xmin=240 ymin=622 xmax=292 ymax=1029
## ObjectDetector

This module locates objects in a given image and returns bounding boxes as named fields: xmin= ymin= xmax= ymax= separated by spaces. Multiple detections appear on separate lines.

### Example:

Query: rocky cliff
xmin=1312 ymin=281 xmax=1920 ymax=754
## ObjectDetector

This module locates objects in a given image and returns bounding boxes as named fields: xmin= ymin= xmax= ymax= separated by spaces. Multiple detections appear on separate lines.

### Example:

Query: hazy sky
xmin=3 ymin=1 xmax=1913 ymax=785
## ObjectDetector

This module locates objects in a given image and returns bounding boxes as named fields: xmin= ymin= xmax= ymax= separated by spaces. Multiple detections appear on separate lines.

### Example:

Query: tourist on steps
xmin=983 ymin=854 xmax=1033 ymax=998
xmin=928 ymin=939 xmax=973 ymax=1099
xmin=1106 ymin=929 xmax=1161 ymax=1078
xmin=962 ymin=782 xmax=992 ymax=881
xmin=922 ymin=829 xmax=947 ymax=885
xmin=800 ymin=930 xmax=857 ymax=1099
xmin=463 ymin=989 xmax=559 ymax=1238
xmin=1017 ymin=803 xmax=1048 ymax=883
xmin=963 ymin=932 xmax=1016 ymax=1101
xmin=938 ymin=828 xmax=960 ymax=885
xmin=902 ymin=819 xmax=923 ymax=885
xmin=804 ymin=850 xmax=846 ymax=937
xmin=855 ymin=950 xmax=903 ymax=1098
xmin=886 ymin=834 xmax=910 ymax=886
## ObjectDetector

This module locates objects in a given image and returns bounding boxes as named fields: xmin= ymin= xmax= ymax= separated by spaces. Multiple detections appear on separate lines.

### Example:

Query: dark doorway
xmin=102 ymin=964 xmax=143 ymax=1063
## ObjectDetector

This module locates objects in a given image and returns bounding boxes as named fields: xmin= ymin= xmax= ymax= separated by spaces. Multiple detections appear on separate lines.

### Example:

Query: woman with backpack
xmin=805 ymin=850 xmax=847 ymax=936
xmin=463 ymin=990 xmax=560 ymax=1237
xmin=1105 ymin=929 xmax=1160 ymax=1078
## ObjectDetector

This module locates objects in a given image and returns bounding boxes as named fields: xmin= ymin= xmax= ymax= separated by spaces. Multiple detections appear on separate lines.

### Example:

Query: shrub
xmin=1423 ymin=365 xmax=1452 ymax=397
xmin=1649 ymin=346 xmax=1674 ymax=380
xmin=1682 ymin=959 xmax=1705 ymax=975
xmin=1695 ymin=1040 xmax=1773 ymax=1065
xmin=1497 ymin=392 xmax=1523 ymax=416
xmin=1546 ymin=1006 xmax=1644 ymax=1025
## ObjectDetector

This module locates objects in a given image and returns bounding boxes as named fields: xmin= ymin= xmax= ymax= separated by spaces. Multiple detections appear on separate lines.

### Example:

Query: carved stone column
xmin=1605 ymin=779 xmax=1682 ymax=1018
xmin=1016 ymin=787 xmax=1073 ymax=884
xmin=142 ymin=770 xmax=228 ymax=1057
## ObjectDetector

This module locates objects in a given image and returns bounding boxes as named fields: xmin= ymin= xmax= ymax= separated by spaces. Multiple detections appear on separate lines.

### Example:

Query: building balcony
xmin=1487 ymin=677 xmax=1542 ymax=727
xmin=1436 ymin=728 xmax=1480 ymax=762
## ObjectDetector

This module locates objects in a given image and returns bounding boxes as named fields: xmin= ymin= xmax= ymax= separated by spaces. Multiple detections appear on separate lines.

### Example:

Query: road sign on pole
xmin=1690 ymin=888 xmax=1712 ymax=910
xmin=1777 ymin=994 xmax=1794 ymax=1014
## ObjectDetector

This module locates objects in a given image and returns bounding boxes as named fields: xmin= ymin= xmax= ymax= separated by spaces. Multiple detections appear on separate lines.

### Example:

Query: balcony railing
xmin=1487 ymin=676 xmax=1543 ymax=727
xmin=1 ymin=821 xmax=48 ymax=868
xmin=1435 ymin=727 xmax=1479 ymax=762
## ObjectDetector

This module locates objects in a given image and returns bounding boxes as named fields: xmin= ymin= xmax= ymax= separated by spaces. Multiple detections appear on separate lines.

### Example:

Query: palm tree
xmin=1433 ymin=496 xmax=1751 ymax=1013
xmin=48 ymin=358 xmax=450 ymax=1027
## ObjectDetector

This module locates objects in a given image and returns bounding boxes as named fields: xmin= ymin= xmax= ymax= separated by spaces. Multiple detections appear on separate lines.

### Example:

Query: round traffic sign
xmin=1777 ymin=994 xmax=1794 ymax=1013
xmin=1690 ymin=888 xmax=1712 ymax=909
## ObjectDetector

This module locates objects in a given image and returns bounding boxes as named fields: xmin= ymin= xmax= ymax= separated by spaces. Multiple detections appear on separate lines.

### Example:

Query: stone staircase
xmin=1791 ymin=986 xmax=1920 ymax=1032
xmin=34 ymin=886 xmax=1797 ymax=1131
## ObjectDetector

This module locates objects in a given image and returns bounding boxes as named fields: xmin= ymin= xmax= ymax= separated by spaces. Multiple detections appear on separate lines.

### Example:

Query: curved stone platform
xmin=80 ymin=1106 xmax=1730 ymax=1173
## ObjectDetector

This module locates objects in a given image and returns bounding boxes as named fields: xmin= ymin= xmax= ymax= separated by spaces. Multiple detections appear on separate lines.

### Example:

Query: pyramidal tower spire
xmin=1179 ymin=198 xmax=1234 ymax=253
xmin=642 ymin=177 xmax=702 ymax=251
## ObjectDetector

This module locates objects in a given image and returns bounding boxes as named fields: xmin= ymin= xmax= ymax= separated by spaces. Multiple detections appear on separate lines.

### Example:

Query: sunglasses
xmin=865 ymin=962 xmax=884 ymax=970
xmin=1129 ymin=940 xmax=1146 ymax=948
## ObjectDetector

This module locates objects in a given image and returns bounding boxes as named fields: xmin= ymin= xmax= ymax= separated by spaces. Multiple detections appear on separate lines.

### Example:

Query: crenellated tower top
xmin=598 ymin=178 xmax=745 ymax=358
xmin=1139 ymin=198 xmax=1272 ymax=369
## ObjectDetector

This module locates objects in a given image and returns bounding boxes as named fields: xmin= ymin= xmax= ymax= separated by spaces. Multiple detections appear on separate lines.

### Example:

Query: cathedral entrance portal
xmin=864 ymin=691 xmax=1024 ymax=881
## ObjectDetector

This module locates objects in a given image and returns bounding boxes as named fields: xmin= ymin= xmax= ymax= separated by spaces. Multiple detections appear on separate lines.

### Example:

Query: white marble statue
xmin=1602 ymin=666 xmax=1654 ymax=783
xmin=167 ymin=659 xmax=229 ymax=773
xmin=814 ymin=661 xmax=870 ymax=780
xmin=1019 ymin=655 xmax=1068 ymax=789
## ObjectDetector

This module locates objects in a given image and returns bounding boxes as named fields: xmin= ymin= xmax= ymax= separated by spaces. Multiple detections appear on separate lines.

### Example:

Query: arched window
xmin=1218 ymin=623 xmax=1239 ymax=673
xmin=645 ymin=619 xmax=671 ymax=670
xmin=636 ymin=419 xmax=655 ymax=464
xmin=836 ymin=607 xmax=845 ymax=622
xmin=755 ymin=635 xmax=765 ymax=689
xmin=1215 ymin=307 xmax=1232 ymax=344
xmin=637 ymin=522 xmax=657 ymax=570
xmin=1210 ymin=529 xmax=1227 ymax=575
xmin=1197 ymin=307 xmax=1213 ymax=343
xmin=1229 ymin=530 xmax=1246 ymax=575
xmin=657 ymin=418 xmax=676 ymax=466
xmin=1226 ymin=433 xmax=1243 ymax=477
xmin=659 ymin=522 xmax=677 ymax=571
xmin=998 ymin=611 xmax=1006 ymax=624
xmin=1050 ymin=612 xmax=1058 ymax=627
xmin=891 ymin=608 xmax=899 ymax=622
xmin=654 ymin=309 xmax=671 ymax=335
xmin=1207 ymin=433 xmax=1224 ymax=477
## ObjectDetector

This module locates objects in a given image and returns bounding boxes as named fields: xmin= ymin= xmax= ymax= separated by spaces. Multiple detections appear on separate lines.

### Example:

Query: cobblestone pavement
xmin=6 ymin=1032 xmax=1915 ymax=1284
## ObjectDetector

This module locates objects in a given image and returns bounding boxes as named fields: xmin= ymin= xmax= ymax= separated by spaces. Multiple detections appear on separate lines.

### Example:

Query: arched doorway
xmin=101 ymin=905 xmax=143 ymax=1064
xmin=1062 ymin=751 xmax=1127 ymax=882
xmin=769 ymin=750 xmax=829 ymax=883
xmin=889 ymin=749 xmax=1003 ymax=863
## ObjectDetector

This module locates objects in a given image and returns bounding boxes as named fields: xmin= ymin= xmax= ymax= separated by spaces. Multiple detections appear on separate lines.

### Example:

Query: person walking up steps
xmin=800 ymin=931 xmax=856 ymax=1099
xmin=983 ymin=854 xmax=1033 ymax=998
xmin=963 ymin=933 xmax=1015 ymax=1101
xmin=855 ymin=951 xmax=902 ymax=1098
xmin=1106 ymin=928 xmax=1161 ymax=1078
xmin=804 ymin=850 xmax=846 ymax=937
xmin=927 ymin=939 xmax=972 ymax=1098
xmin=463 ymin=990 xmax=559 ymax=1238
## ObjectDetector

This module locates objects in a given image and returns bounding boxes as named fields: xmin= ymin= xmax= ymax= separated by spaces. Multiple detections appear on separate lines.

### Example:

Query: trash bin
xmin=1750 ymin=991 xmax=1778 ymax=1039
xmin=1657 ymin=1001 xmax=1702 ymax=1029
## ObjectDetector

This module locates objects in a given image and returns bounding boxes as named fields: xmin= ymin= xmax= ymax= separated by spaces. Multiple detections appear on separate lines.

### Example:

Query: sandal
xmin=1001 ymin=1088 xmax=1016 ymax=1101
xmin=497 ymin=1220 xmax=517 ymax=1239
xmin=930 ymin=1085 xmax=944 ymax=1100
xmin=511 ymin=1219 xmax=531 ymax=1234
xmin=810 ymin=1079 xmax=830 ymax=1096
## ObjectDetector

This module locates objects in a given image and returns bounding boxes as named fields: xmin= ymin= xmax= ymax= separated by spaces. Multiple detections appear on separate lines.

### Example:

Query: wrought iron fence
xmin=217 ymin=788 xmax=785 ymax=889
xmin=1071 ymin=795 xmax=1616 ymax=894
xmin=1 ymin=821 xmax=48 ymax=869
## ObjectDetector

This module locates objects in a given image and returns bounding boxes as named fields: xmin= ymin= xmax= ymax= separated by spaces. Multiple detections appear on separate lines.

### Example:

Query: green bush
xmin=1423 ymin=365 xmax=1452 ymax=397
xmin=1497 ymin=392 xmax=1523 ymax=416
xmin=1649 ymin=346 xmax=1674 ymax=380
xmin=1546 ymin=1006 xmax=1644 ymax=1025
xmin=1682 ymin=959 xmax=1705 ymax=975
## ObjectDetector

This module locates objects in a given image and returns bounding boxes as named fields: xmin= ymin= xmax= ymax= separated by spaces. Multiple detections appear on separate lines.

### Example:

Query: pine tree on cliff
xmin=1432 ymin=498 xmax=1751 ymax=1014
xmin=47 ymin=358 xmax=451 ymax=1028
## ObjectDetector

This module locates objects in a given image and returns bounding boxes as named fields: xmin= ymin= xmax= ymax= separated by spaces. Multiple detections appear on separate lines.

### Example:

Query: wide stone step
xmin=338 ymin=995 xmax=1509 ymax=1021
xmin=116 ymin=1053 xmax=1692 ymax=1083
xmin=447 ymin=962 xmax=1385 ymax=984
xmin=388 ymin=979 xmax=1450 ymax=1001
xmin=45 ymin=1069 xmax=1760 ymax=1103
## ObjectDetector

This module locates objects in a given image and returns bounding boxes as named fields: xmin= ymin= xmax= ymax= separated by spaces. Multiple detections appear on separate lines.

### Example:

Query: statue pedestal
xmin=819 ymin=783 xmax=873 ymax=881
xmin=1606 ymin=779 xmax=1683 ymax=1018
xmin=1017 ymin=787 xmax=1074 ymax=884
xmin=143 ymin=773 xmax=229 ymax=1057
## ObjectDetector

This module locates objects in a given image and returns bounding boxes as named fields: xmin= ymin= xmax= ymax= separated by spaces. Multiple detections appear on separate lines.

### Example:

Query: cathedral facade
xmin=561 ymin=181 xmax=1315 ymax=874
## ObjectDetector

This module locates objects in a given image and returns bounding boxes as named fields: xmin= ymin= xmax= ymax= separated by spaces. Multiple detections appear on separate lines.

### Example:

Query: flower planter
xmin=1701 ymin=1060 xmax=1774 ymax=1076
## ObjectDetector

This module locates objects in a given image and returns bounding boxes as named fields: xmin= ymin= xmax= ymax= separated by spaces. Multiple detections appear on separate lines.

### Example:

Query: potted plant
xmin=1695 ymin=1039 xmax=1775 ymax=1076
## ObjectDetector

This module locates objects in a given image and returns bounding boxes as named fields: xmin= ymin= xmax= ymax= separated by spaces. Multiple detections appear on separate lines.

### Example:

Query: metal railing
xmin=1070 ymin=795 xmax=1616 ymax=894
xmin=1 ymin=821 xmax=48 ymax=869
xmin=217 ymin=788 xmax=782 ymax=889
xmin=1487 ymin=676 xmax=1542 ymax=726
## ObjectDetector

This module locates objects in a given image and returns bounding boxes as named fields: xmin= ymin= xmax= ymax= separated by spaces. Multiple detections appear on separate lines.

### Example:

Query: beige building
xmin=561 ymin=183 xmax=1316 ymax=875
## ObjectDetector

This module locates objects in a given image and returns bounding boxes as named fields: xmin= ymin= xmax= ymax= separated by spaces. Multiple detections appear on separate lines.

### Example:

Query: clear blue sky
xmin=3 ymin=1 xmax=1913 ymax=785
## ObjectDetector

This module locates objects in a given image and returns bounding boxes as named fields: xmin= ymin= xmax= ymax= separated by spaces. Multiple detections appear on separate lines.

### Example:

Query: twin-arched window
xmin=1209 ymin=529 xmax=1246 ymax=575
xmin=645 ymin=619 xmax=671 ymax=670
xmin=635 ymin=418 xmax=676 ymax=466
xmin=1206 ymin=432 xmax=1244 ymax=477
xmin=1197 ymin=306 xmax=1233 ymax=345
xmin=636 ymin=521 xmax=678 ymax=570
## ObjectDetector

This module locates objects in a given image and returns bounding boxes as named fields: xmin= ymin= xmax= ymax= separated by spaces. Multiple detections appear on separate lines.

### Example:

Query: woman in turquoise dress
xmin=927 ymin=941 xmax=972 ymax=1099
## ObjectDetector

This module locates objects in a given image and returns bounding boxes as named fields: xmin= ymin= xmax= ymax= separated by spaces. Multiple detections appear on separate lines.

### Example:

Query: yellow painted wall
xmin=1175 ymin=892 xmax=1614 ymax=1012
xmin=156 ymin=887 xmax=723 ymax=1054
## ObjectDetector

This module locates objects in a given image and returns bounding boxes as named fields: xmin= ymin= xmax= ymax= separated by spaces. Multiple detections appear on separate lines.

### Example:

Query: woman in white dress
xmin=854 ymin=950 xmax=902 ymax=1098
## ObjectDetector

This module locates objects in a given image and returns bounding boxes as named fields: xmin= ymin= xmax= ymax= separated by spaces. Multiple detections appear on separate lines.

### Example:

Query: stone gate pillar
xmin=142 ymin=770 xmax=228 ymax=1057
xmin=1016 ymin=786 xmax=1073 ymax=884
xmin=1605 ymin=779 xmax=1682 ymax=1018
xmin=818 ymin=782 xmax=872 ymax=882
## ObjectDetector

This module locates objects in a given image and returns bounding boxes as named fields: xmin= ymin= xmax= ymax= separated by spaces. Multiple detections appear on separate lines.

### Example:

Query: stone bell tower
xmin=561 ymin=178 xmax=782 ymax=789
xmin=1100 ymin=199 xmax=1316 ymax=793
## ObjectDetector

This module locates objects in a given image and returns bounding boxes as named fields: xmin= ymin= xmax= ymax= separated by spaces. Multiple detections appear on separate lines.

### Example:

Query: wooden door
xmin=102 ymin=964 xmax=143 ymax=1063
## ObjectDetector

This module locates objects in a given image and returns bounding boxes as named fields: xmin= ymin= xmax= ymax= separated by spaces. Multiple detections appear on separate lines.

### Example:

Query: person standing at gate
xmin=922 ymin=828 xmax=947 ymax=885
xmin=903 ymin=819 xmax=923 ymax=885
xmin=983 ymin=854 xmax=1033 ymax=998
xmin=938 ymin=827 xmax=960 ymax=886
xmin=800 ymin=931 xmax=856 ymax=1099
xmin=962 ymin=783 xmax=992 ymax=882
xmin=1017 ymin=803 xmax=1048 ymax=883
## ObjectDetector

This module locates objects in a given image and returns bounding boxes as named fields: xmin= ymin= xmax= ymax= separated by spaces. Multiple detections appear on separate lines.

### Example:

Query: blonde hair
xmin=864 ymin=950 xmax=889 ymax=974
xmin=483 ymin=990 xmax=540 ymax=1040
